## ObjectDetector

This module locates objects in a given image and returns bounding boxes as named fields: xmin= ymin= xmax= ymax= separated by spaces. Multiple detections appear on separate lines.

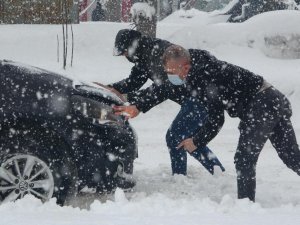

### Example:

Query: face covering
xmin=167 ymin=74 xmax=186 ymax=86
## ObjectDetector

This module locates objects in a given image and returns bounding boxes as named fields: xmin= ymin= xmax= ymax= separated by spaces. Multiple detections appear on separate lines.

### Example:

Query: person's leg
xmin=234 ymin=120 xmax=273 ymax=201
xmin=166 ymin=97 xmax=224 ymax=175
xmin=166 ymin=98 xmax=193 ymax=175
xmin=269 ymin=118 xmax=300 ymax=175
xmin=166 ymin=128 xmax=187 ymax=175
xmin=234 ymin=88 xmax=284 ymax=201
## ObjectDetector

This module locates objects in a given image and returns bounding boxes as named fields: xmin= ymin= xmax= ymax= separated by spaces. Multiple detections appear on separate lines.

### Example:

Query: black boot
xmin=237 ymin=170 xmax=256 ymax=202
xmin=116 ymin=164 xmax=136 ymax=191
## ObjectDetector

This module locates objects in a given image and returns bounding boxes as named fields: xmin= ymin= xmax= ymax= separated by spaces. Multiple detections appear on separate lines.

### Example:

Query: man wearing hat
xmin=97 ymin=29 xmax=225 ymax=176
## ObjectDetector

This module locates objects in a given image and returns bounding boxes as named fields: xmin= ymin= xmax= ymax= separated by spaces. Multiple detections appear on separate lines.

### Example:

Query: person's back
xmin=129 ymin=36 xmax=172 ymax=85
xmin=187 ymin=49 xmax=264 ymax=118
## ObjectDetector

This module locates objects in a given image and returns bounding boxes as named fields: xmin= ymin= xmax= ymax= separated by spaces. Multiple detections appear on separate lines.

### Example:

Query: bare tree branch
xmin=71 ymin=24 xmax=74 ymax=67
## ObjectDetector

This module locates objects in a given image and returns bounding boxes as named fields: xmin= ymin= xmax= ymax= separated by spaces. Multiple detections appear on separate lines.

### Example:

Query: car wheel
xmin=0 ymin=154 xmax=55 ymax=203
xmin=0 ymin=128 xmax=78 ymax=205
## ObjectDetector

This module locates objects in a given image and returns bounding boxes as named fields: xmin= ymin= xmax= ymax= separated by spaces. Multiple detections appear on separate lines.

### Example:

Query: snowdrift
xmin=162 ymin=10 xmax=300 ymax=59
xmin=0 ymin=9 xmax=300 ymax=225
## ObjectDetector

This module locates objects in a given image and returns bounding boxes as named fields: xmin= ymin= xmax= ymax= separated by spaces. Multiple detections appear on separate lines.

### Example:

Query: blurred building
xmin=79 ymin=0 xmax=123 ymax=22
xmin=0 ymin=0 xmax=79 ymax=24
xmin=79 ymin=0 xmax=182 ymax=22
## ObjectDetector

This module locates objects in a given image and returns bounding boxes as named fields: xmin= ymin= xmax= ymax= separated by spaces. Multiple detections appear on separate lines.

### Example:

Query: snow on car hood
xmin=1 ymin=60 xmax=123 ymax=104
xmin=73 ymin=80 xmax=124 ymax=104
xmin=1 ymin=60 xmax=74 ymax=82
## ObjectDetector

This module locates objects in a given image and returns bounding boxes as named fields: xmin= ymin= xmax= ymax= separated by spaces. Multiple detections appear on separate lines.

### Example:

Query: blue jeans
xmin=166 ymin=97 xmax=225 ymax=175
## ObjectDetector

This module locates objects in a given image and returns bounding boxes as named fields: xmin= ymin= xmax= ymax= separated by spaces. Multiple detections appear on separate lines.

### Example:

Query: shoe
xmin=116 ymin=176 xmax=136 ymax=191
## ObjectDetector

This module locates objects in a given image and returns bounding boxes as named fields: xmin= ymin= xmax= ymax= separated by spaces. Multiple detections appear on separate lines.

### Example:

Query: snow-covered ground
xmin=1 ymin=10 xmax=300 ymax=225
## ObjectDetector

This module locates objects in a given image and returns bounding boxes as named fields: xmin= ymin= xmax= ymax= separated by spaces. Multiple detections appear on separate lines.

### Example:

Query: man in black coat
xmin=106 ymin=29 xmax=225 ymax=176
xmin=115 ymin=45 xmax=300 ymax=201
xmin=92 ymin=1 xmax=106 ymax=21
xmin=110 ymin=29 xmax=181 ymax=109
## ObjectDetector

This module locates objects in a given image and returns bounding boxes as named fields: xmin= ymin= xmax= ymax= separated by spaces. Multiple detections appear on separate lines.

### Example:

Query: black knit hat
xmin=113 ymin=29 xmax=142 ymax=56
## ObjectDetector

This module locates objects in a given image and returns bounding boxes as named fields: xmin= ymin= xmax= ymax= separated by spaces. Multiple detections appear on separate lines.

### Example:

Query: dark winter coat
xmin=185 ymin=49 xmax=264 ymax=147
xmin=110 ymin=36 xmax=187 ymax=112
xmin=92 ymin=4 xmax=106 ymax=21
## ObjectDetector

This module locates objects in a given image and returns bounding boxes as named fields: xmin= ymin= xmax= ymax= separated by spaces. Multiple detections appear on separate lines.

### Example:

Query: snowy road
xmin=0 ymin=10 xmax=300 ymax=225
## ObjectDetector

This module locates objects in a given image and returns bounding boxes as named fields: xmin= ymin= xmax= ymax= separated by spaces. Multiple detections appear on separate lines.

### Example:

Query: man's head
xmin=162 ymin=45 xmax=191 ymax=85
xmin=96 ymin=0 xmax=101 ymax=7
xmin=113 ymin=29 xmax=142 ymax=57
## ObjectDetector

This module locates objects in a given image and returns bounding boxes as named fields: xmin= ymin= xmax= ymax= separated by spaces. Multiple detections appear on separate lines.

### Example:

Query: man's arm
xmin=129 ymin=81 xmax=184 ymax=113
xmin=113 ymin=84 xmax=169 ymax=118
xmin=92 ymin=82 xmax=127 ymax=102
xmin=192 ymin=107 xmax=225 ymax=148
xmin=109 ymin=65 xmax=149 ymax=94
xmin=113 ymin=82 xmax=182 ymax=118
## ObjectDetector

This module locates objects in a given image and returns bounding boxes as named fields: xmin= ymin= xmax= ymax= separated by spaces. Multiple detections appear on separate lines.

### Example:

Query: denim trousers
xmin=166 ymin=97 xmax=225 ymax=175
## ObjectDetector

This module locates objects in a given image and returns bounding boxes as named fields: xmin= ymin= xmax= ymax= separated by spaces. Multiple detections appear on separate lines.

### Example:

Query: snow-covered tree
xmin=131 ymin=0 xmax=157 ymax=37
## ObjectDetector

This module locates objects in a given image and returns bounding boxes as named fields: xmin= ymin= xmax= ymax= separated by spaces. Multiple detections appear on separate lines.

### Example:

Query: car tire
xmin=0 ymin=127 xmax=78 ymax=205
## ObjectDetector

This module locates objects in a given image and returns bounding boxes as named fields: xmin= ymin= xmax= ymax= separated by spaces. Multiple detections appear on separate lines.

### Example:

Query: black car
xmin=0 ymin=60 xmax=137 ymax=205
xmin=224 ymin=0 xmax=298 ymax=23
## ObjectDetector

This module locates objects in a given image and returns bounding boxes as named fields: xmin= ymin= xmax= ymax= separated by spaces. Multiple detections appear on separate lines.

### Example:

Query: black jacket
xmin=92 ymin=4 xmax=106 ymax=21
xmin=186 ymin=49 xmax=264 ymax=147
xmin=110 ymin=36 xmax=186 ymax=112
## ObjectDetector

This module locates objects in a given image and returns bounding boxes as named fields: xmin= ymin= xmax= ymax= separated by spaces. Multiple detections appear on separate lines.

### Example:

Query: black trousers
xmin=234 ymin=87 xmax=300 ymax=201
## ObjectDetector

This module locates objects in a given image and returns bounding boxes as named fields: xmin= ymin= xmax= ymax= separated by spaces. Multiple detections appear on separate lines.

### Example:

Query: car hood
xmin=73 ymin=82 xmax=124 ymax=105
xmin=0 ymin=60 xmax=124 ymax=106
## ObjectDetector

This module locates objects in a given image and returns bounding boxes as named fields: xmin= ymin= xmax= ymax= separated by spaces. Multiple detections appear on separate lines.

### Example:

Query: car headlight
xmin=71 ymin=95 xmax=123 ymax=125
